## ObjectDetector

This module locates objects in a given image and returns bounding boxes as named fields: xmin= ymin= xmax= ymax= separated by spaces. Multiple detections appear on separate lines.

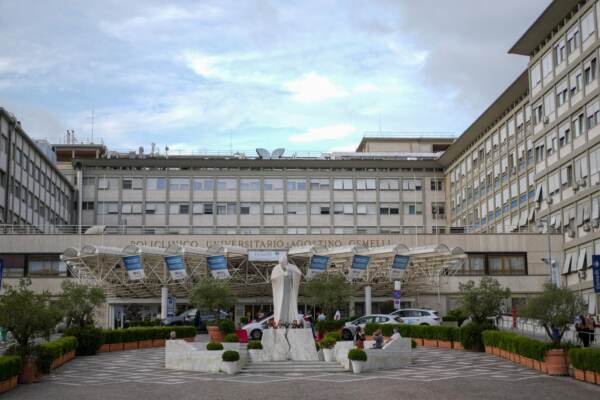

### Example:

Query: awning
xmin=562 ymin=252 xmax=573 ymax=274
xmin=528 ymin=207 xmax=536 ymax=222
xmin=519 ymin=211 xmax=528 ymax=227
xmin=577 ymin=247 xmax=587 ymax=271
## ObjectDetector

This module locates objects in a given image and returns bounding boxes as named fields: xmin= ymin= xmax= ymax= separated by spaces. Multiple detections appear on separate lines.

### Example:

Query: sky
xmin=0 ymin=0 xmax=551 ymax=155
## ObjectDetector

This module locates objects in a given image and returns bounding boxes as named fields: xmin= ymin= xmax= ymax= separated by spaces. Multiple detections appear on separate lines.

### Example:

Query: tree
xmin=459 ymin=277 xmax=511 ymax=324
xmin=520 ymin=282 xmax=585 ymax=346
xmin=190 ymin=277 xmax=235 ymax=321
xmin=0 ymin=279 xmax=63 ymax=357
xmin=303 ymin=273 xmax=354 ymax=318
xmin=57 ymin=281 xmax=105 ymax=328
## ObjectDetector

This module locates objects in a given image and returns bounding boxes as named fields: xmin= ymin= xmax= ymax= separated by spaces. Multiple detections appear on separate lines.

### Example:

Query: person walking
xmin=317 ymin=311 xmax=326 ymax=321
xmin=333 ymin=310 xmax=341 ymax=320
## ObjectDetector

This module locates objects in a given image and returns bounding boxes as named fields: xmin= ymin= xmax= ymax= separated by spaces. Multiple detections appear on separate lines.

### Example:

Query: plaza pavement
xmin=4 ymin=346 xmax=600 ymax=400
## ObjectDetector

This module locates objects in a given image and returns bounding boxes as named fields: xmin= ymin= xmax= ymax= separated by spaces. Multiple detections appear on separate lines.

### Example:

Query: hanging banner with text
xmin=349 ymin=255 xmax=370 ymax=280
xmin=593 ymin=255 xmax=600 ymax=294
xmin=307 ymin=255 xmax=329 ymax=278
xmin=391 ymin=255 xmax=410 ymax=279
xmin=206 ymin=255 xmax=230 ymax=279
xmin=122 ymin=255 xmax=145 ymax=281
xmin=164 ymin=255 xmax=187 ymax=280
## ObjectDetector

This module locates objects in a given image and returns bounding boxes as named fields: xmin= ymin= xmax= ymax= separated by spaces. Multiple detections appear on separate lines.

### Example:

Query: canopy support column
xmin=160 ymin=287 xmax=169 ymax=320
xmin=364 ymin=285 xmax=372 ymax=315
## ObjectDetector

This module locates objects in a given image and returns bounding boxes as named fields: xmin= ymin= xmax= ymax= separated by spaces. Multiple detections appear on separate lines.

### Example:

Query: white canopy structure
xmin=61 ymin=242 xmax=466 ymax=298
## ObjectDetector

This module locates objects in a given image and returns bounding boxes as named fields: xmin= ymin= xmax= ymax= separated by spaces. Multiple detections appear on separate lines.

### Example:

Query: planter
xmin=585 ymin=370 xmax=596 ymax=384
xmin=500 ymin=350 xmax=508 ymax=359
xmin=544 ymin=349 xmax=568 ymax=376
xmin=453 ymin=342 xmax=464 ymax=350
xmin=437 ymin=340 xmax=452 ymax=349
xmin=152 ymin=339 xmax=166 ymax=347
xmin=574 ymin=368 xmax=585 ymax=381
xmin=99 ymin=344 xmax=111 ymax=353
xmin=0 ymin=377 xmax=18 ymax=394
xmin=414 ymin=338 xmax=424 ymax=346
xmin=525 ymin=358 xmax=534 ymax=369
xmin=540 ymin=362 xmax=548 ymax=374
xmin=123 ymin=341 xmax=139 ymax=351
xmin=322 ymin=348 xmax=334 ymax=362
xmin=19 ymin=357 xmax=40 ymax=384
xmin=138 ymin=339 xmax=153 ymax=348
xmin=533 ymin=360 xmax=542 ymax=371
xmin=423 ymin=339 xmax=438 ymax=347
xmin=110 ymin=343 xmax=124 ymax=352
xmin=485 ymin=346 xmax=492 ymax=353
xmin=207 ymin=326 xmax=224 ymax=342
xmin=222 ymin=361 xmax=239 ymax=375
xmin=249 ymin=349 xmax=264 ymax=363
xmin=351 ymin=360 xmax=365 ymax=374
xmin=596 ymin=372 xmax=600 ymax=385
xmin=492 ymin=347 xmax=500 ymax=356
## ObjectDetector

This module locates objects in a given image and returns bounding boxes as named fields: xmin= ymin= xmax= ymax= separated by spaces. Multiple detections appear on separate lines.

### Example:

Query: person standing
xmin=333 ymin=310 xmax=341 ymax=320
xmin=317 ymin=311 xmax=326 ymax=321
xmin=576 ymin=315 xmax=590 ymax=347
xmin=354 ymin=326 xmax=365 ymax=349
xmin=371 ymin=329 xmax=384 ymax=349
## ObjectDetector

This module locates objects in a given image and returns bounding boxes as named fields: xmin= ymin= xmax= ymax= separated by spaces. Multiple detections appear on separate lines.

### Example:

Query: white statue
xmin=271 ymin=254 xmax=301 ymax=325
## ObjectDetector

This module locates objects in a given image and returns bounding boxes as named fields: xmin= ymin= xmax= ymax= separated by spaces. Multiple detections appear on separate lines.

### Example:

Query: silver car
xmin=341 ymin=314 xmax=403 ymax=340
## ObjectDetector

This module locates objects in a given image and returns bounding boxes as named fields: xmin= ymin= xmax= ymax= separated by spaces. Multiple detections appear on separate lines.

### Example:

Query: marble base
xmin=165 ymin=340 xmax=244 ymax=373
xmin=334 ymin=338 xmax=412 ymax=371
xmin=261 ymin=328 xmax=318 ymax=361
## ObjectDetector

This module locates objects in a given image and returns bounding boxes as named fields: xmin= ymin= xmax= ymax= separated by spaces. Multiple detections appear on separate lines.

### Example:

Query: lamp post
xmin=537 ymin=198 xmax=559 ymax=287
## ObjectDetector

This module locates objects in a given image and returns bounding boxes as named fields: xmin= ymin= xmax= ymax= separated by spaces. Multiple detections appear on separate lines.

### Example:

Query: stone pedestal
xmin=261 ymin=328 xmax=318 ymax=361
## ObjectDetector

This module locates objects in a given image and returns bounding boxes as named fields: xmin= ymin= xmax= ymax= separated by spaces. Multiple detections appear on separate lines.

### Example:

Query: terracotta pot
xmin=110 ymin=343 xmax=124 ymax=352
xmin=573 ymin=369 xmax=585 ymax=381
xmin=526 ymin=358 xmax=534 ymax=369
xmin=544 ymin=349 xmax=568 ymax=376
xmin=438 ymin=340 xmax=452 ymax=349
xmin=123 ymin=341 xmax=138 ymax=351
xmin=10 ymin=377 xmax=17 ymax=390
xmin=500 ymin=350 xmax=508 ymax=359
xmin=65 ymin=351 xmax=75 ymax=361
xmin=485 ymin=346 xmax=491 ymax=353
xmin=152 ymin=339 xmax=166 ymax=347
xmin=492 ymin=347 xmax=500 ymax=356
xmin=207 ymin=326 xmax=224 ymax=342
xmin=595 ymin=372 xmax=600 ymax=385
xmin=585 ymin=370 xmax=596 ymax=384
xmin=541 ymin=362 xmax=548 ymax=374
xmin=19 ymin=357 xmax=40 ymax=384
xmin=138 ymin=339 xmax=153 ymax=348
xmin=533 ymin=360 xmax=542 ymax=371
xmin=453 ymin=342 xmax=464 ymax=350
xmin=423 ymin=339 xmax=438 ymax=347
xmin=99 ymin=344 xmax=111 ymax=353
xmin=0 ymin=376 xmax=17 ymax=394
xmin=415 ymin=338 xmax=424 ymax=346
xmin=511 ymin=353 xmax=518 ymax=363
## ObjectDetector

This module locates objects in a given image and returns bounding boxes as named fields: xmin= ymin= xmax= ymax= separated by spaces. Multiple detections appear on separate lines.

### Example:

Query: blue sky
xmin=0 ymin=0 xmax=550 ymax=155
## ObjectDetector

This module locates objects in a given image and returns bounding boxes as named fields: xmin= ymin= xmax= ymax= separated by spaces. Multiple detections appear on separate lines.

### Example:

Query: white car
xmin=390 ymin=309 xmax=441 ymax=326
xmin=341 ymin=314 xmax=403 ymax=340
xmin=242 ymin=314 xmax=305 ymax=340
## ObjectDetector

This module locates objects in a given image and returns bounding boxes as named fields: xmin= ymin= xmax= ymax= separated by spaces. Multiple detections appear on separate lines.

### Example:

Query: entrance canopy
xmin=61 ymin=243 xmax=466 ymax=298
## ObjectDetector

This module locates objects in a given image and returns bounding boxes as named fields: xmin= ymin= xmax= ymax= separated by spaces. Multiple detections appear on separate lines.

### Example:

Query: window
xmin=379 ymin=204 xmax=399 ymax=215
xmin=169 ymin=203 xmax=190 ymax=214
xmin=533 ymin=102 xmax=543 ymax=125
xmin=567 ymin=25 xmax=580 ymax=54
xmin=122 ymin=178 xmax=142 ymax=190
xmin=169 ymin=178 xmax=189 ymax=191
xmin=558 ymin=120 xmax=571 ymax=148
xmin=356 ymin=203 xmax=376 ymax=215
xmin=402 ymin=178 xmax=422 ymax=191
xmin=310 ymin=179 xmax=330 ymax=190
xmin=355 ymin=179 xmax=376 ymax=190
xmin=561 ymin=164 xmax=573 ymax=188
xmin=97 ymin=178 xmax=110 ymax=190
xmin=333 ymin=179 xmax=353 ymax=190
xmin=216 ymin=178 xmax=236 ymax=191
xmin=193 ymin=203 xmax=214 ymax=214
xmin=458 ymin=255 xmax=485 ymax=276
xmin=573 ymin=112 xmax=585 ymax=138
xmin=570 ymin=69 xmax=583 ymax=96
xmin=554 ymin=39 xmax=566 ymax=65
xmin=333 ymin=203 xmax=353 ymax=215
xmin=263 ymin=179 xmax=283 ymax=191
xmin=239 ymin=203 xmax=260 ymax=215
xmin=531 ymin=63 xmax=541 ymax=88
xmin=544 ymin=92 xmax=555 ymax=117
xmin=431 ymin=202 xmax=445 ymax=219
xmin=145 ymin=203 xmax=166 ymax=215
xmin=97 ymin=202 xmax=119 ymax=215
xmin=586 ymin=100 xmax=600 ymax=130
xmin=546 ymin=131 xmax=557 ymax=157
xmin=584 ymin=56 xmax=597 ymax=85
xmin=263 ymin=203 xmax=283 ymax=215
xmin=311 ymin=203 xmax=330 ymax=215
xmin=379 ymin=179 xmax=398 ymax=190
xmin=430 ymin=178 xmax=443 ymax=191
xmin=287 ymin=179 xmax=306 ymax=191
xmin=121 ymin=203 xmax=142 ymax=214
xmin=27 ymin=255 xmax=67 ymax=277
xmin=534 ymin=140 xmax=545 ymax=163
xmin=542 ymin=51 xmax=553 ymax=78
xmin=147 ymin=178 xmax=166 ymax=191
xmin=404 ymin=203 xmax=423 ymax=215
xmin=574 ymin=155 xmax=589 ymax=186
xmin=217 ymin=202 xmax=238 ymax=215
xmin=193 ymin=178 xmax=214 ymax=191
xmin=240 ymin=179 xmax=260 ymax=191
xmin=287 ymin=203 xmax=306 ymax=214
xmin=488 ymin=255 xmax=526 ymax=275
xmin=581 ymin=10 xmax=596 ymax=40
xmin=82 ymin=201 xmax=94 ymax=210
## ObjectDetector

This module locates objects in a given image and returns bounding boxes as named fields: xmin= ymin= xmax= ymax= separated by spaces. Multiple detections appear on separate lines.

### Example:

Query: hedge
xmin=127 ymin=320 xmax=161 ymax=327
xmin=482 ymin=330 xmax=551 ymax=361
xmin=64 ymin=326 xmax=104 ymax=356
xmin=223 ymin=333 xmax=239 ymax=343
xmin=570 ymin=348 xmax=600 ymax=373
xmin=315 ymin=320 xmax=346 ymax=335
xmin=363 ymin=324 xmax=459 ymax=342
xmin=101 ymin=326 xmax=196 ymax=344
xmin=0 ymin=356 xmax=22 ymax=382
xmin=34 ymin=336 xmax=78 ymax=373
xmin=247 ymin=340 xmax=263 ymax=350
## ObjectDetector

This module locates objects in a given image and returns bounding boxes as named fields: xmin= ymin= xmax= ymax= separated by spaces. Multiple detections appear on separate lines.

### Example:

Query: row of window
xmin=0 ymin=254 xmax=68 ymax=278
xmin=458 ymin=254 xmax=527 ymax=276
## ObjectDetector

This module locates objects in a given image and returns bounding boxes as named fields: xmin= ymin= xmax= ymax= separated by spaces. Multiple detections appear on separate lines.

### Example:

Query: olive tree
xmin=303 ymin=273 xmax=354 ymax=318
xmin=459 ymin=276 xmax=511 ymax=324
xmin=57 ymin=281 xmax=106 ymax=328
xmin=190 ymin=277 xmax=235 ymax=321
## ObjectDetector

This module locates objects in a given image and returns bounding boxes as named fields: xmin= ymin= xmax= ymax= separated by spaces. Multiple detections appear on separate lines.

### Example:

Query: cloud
xmin=329 ymin=144 xmax=357 ymax=152
xmin=181 ymin=51 xmax=221 ymax=79
xmin=354 ymin=83 xmax=380 ymax=93
xmin=289 ymin=124 xmax=356 ymax=143
xmin=284 ymin=73 xmax=348 ymax=103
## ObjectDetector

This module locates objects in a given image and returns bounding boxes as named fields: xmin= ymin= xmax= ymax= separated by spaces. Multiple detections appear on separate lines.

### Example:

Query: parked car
xmin=242 ymin=313 xmax=304 ymax=340
xmin=162 ymin=309 xmax=228 ymax=331
xmin=389 ymin=309 xmax=441 ymax=326
xmin=341 ymin=314 xmax=403 ymax=340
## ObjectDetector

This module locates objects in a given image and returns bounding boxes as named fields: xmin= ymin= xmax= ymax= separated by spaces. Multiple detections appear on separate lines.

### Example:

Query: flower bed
xmin=570 ymin=348 xmax=600 ymax=385
xmin=0 ymin=356 xmax=21 ymax=394
xmin=100 ymin=326 xmax=196 ymax=352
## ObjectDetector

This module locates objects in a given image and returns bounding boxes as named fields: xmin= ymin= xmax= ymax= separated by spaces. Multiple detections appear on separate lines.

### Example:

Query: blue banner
xmin=593 ymin=255 xmax=600 ymax=294
xmin=165 ymin=255 xmax=187 ymax=280
xmin=122 ymin=255 xmax=145 ymax=280
xmin=351 ymin=255 xmax=370 ymax=270
xmin=309 ymin=255 xmax=329 ymax=271
xmin=392 ymin=255 xmax=410 ymax=271
xmin=207 ymin=255 xmax=230 ymax=279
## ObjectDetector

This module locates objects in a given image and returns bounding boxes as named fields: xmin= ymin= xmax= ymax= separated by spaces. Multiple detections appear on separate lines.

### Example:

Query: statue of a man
xmin=271 ymin=254 xmax=301 ymax=325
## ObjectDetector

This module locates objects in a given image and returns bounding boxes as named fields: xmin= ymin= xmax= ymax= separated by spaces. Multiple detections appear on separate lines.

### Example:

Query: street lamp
xmin=536 ymin=197 xmax=560 ymax=287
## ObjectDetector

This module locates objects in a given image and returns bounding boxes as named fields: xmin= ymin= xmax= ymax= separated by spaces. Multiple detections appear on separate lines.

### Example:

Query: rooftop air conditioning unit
xmin=578 ymin=270 xmax=587 ymax=279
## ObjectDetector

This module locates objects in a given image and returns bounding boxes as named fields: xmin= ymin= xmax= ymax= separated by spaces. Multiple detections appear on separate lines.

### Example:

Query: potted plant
xmin=247 ymin=340 xmax=263 ymax=362
xmin=319 ymin=337 xmax=336 ymax=362
xmin=221 ymin=350 xmax=240 ymax=375
xmin=348 ymin=348 xmax=367 ymax=374
xmin=191 ymin=278 xmax=235 ymax=342
xmin=206 ymin=342 xmax=224 ymax=351
xmin=520 ymin=283 xmax=585 ymax=376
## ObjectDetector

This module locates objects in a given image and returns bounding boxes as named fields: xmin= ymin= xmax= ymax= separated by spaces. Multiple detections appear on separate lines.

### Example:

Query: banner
xmin=307 ymin=255 xmax=329 ymax=278
xmin=593 ymin=255 xmax=600 ymax=294
xmin=349 ymin=255 xmax=369 ymax=280
xmin=206 ymin=255 xmax=230 ymax=279
xmin=167 ymin=296 xmax=177 ymax=318
xmin=391 ymin=255 xmax=410 ymax=279
xmin=248 ymin=250 xmax=287 ymax=262
xmin=164 ymin=255 xmax=187 ymax=280
xmin=122 ymin=255 xmax=145 ymax=281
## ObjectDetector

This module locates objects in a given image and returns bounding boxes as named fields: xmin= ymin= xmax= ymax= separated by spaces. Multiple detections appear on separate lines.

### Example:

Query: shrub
xmin=64 ymin=327 xmax=103 ymax=356
xmin=247 ymin=340 xmax=263 ymax=350
xmin=315 ymin=320 xmax=346 ymax=336
xmin=325 ymin=331 xmax=341 ymax=342
xmin=319 ymin=337 xmax=336 ymax=349
xmin=0 ymin=356 xmax=22 ymax=381
xmin=570 ymin=348 xmax=600 ymax=373
xmin=411 ymin=339 xmax=417 ymax=348
xmin=240 ymin=317 xmax=249 ymax=325
xmin=34 ymin=336 xmax=78 ymax=373
xmin=218 ymin=320 xmax=235 ymax=334
xmin=482 ymin=330 xmax=551 ymax=361
xmin=223 ymin=333 xmax=239 ymax=343
xmin=207 ymin=342 xmax=223 ymax=351
xmin=222 ymin=350 xmax=239 ymax=362
xmin=435 ymin=326 xmax=459 ymax=342
xmin=348 ymin=348 xmax=367 ymax=361
xmin=445 ymin=308 xmax=469 ymax=327
xmin=459 ymin=322 xmax=494 ymax=351
xmin=127 ymin=320 xmax=161 ymax=327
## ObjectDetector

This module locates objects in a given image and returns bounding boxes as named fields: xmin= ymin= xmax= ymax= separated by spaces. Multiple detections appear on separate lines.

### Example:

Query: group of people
xmin=353 ymin=327 xmax=400 ymax=349
xmin=575 ymin=314 xmax=598 ymax=347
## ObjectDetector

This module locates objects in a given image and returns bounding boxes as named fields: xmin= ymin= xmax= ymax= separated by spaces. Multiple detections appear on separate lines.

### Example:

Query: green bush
xmin=319 ymin=337 xmax=336 ymax=349
xmin=411 ymin=339 xmax=417 ymax=348
xmin=207 ymin=342 xmax=223 ymax=350
xmin=247 ymin=340 xmax=263 ymax=350
xmin=218 ymin=319 xmax=235 ymax=334
xmin=64 ymin=327 xmax=103 ymax=356
xmin=445 ymin=308 xmax=469 ymax=327
xmin=482 ymin=330 xmax=550 ymax=361
xmin=0 ymin=356 xmax=22 ymax=381
xmin=315 ymin=320 xmax=346 ymax=335
xmin=459 ymin=322 xmax=494 ymax=351
xmin=325 ymin=331 xmax=341 ymax=341
xmin=223 ymin=333 xmax=239 ymax=343
xmin=127 ymin=320 xmax=161 ymax=327
xmin=101 ymin=326 xmax=196 ymax=343
xmin=570 ymin=348 xmax=600 ymax=373
xmin=34 ymin=336 xmax=78 ymax=373
xmin=222 ymin=350 xmax=239 ymax=362
xmin=240 ymin=317 xmax=249 ymax=325
xmin=434 ymin=326 xmax=459 ymax=342
xmin=348 ymin=348 xmax=367 ymax=361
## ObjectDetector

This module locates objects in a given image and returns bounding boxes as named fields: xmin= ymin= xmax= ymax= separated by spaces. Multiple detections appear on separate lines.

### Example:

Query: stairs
xmin=242 ymin=360 xmax=347 ymax=374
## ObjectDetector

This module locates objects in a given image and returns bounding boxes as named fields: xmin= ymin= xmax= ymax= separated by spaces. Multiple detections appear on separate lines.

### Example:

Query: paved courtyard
xmin=5 ymin=346 xmax=600 ymax=400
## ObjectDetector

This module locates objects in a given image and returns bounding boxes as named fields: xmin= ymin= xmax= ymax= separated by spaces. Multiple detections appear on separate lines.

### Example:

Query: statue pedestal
xmin=261 ymin=328 xmax=318 ymax=361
